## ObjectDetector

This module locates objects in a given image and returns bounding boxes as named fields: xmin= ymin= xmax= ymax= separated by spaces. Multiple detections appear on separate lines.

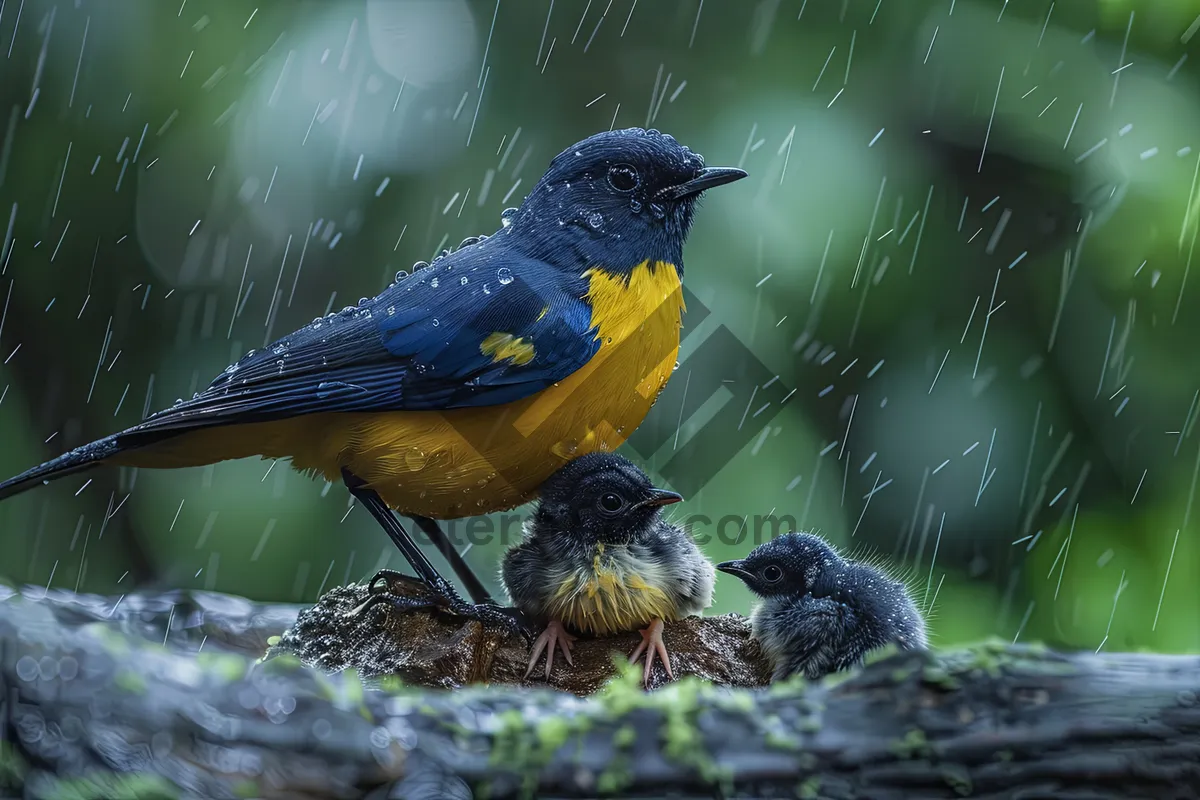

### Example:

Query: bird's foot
xmin=524 ymin=620 xmax=577 ymax=681
xmin=348 ymin=569 xmax=534 ymax=643
xmin=629 ymin=618 xmax=674 ymax=688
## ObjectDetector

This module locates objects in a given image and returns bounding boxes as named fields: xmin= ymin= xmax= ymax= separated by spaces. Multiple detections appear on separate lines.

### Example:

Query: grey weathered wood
xmin=1 ymin=583 xmax=1199 ymax=799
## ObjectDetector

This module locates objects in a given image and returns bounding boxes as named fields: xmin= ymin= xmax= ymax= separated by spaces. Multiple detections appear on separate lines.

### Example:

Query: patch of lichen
xmin=488 ymin=700 xmax=600 ymax=797
xmin=941 ymin=763 xmax=973 ymax=796
xmin=798 ymin=776 xmax=822 ymax=799
xmin=30 ymin=771 xmax=179 ymax=800
xmin=197 ymin=651 xmax=250 ymax=683
xmin=0 ymin=741 xmax=27 ymax=789
xmin=889 ymin=728 xmax=933 ymax=760
xmin=113 ymin=669 xmax=147 ymax=695
xmin=934 ymin=639 xmax=1077 ymax=680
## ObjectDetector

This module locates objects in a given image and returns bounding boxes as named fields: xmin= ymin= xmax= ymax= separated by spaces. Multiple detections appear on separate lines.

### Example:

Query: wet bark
xmin=1 ymin=582 xmax=1198 ymax=799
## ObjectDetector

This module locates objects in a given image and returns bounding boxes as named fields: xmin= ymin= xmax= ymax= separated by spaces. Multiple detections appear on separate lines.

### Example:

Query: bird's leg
xmin=524 ymin=620 xmax=577 ymax=681
xmin=629 ymin=618 xmax=675 ymax=688
xmin=409 ymin=514 xmax=494 ymax=605
xmin=341 ymin=469 xmax=533 ymax=642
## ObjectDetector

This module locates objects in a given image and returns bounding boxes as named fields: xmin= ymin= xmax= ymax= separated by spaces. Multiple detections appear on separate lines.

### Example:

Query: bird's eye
xmin=761 ymin=565 xmax=783 ymax=583
xmin=598 ymin=493 xmax=625 ymax=513
xmin=607 ymin=164 xmax=640 ymax=192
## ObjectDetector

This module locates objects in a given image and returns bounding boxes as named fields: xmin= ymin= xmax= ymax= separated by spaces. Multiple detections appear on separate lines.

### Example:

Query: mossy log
xmin=1 ymin=582 xmax=1199 ymax=799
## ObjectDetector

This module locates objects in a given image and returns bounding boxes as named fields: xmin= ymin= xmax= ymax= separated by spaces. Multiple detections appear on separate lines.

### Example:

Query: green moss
xmin=535 ymin=715 xmax=571 ymax=755
xmin=113 ymin=670 xmax=147 ymax=695
xmin=0 ymin=741 xmax=27 ymax=788
xmin=612 ymin=724 xmax=637 ymax=749
xmin=232 ymin=779 xmax=259 ymax=798
xmin=35 ymin=772 xmax=178 ymax=800
xmin=941 ymin=764 xmax=973 ymax=796
xmin=865 ymin=642 xmax=903 ymax=665
xmin=91 ymin=624 xmax=134 ymax=656
xmin=376 ymin=675 xmax=407 ymax=694
xmin=488 ymin=703 xmax=600 ymax=798
xmin=889 ymin=728 xmax=932 ymax=760
xmin=762 ymin=715 xmax=796 ymax=751
xmin=798 ymin=776 xmax=822 ymax=799
xmin=921 ymin=665 xmax=962 ymax=691
xmin=196 ymin=652 xmax=249 ymax=683
xmin=596 ymin=756 xmax=634 ymax=795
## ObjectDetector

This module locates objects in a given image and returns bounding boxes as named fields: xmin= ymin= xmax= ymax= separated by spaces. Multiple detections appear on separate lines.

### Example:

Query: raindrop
xmin=496 ymin=267 xmax=514 ymax=285
xmin=430 ymin=277 xmax=440 ymax=288
xmin=459 ymin=276 xmax=469 ymax=285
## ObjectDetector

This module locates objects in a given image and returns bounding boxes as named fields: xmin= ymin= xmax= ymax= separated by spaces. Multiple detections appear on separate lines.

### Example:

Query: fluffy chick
xmin=717 ymin=532 xmax=927 ymax=681
xmin=501 ymin=452 xmax=715 ymax=687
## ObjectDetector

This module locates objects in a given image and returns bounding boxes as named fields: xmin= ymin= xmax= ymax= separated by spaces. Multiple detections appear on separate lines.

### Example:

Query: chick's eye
xmin=607 ymin=164 xmax=639 ymax=192
xmin=761 ymin=565 xmax=783 ymax=583
xmin=598 ymin=493 xmax=625 ymax=513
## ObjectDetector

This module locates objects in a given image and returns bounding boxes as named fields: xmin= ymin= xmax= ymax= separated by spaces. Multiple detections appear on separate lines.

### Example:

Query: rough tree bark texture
xmin=1 ymin=581 xmax=1198 ymax=799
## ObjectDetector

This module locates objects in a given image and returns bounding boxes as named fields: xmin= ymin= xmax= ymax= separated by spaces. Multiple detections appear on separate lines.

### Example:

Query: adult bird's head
xmin=534 ymin=451 xmax=683 ymax=546
xmin=507 ymin=127 xmax=747 ymax=274
xmin=717 ymin=532 xmax=842 ymax=599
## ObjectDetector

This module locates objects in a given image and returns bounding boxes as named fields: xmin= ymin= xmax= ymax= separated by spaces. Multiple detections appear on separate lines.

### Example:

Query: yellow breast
xmin=116 ymin=261 xmax=685 ymax=520
xmin=545 ymin=546 xmax=681 ymax=637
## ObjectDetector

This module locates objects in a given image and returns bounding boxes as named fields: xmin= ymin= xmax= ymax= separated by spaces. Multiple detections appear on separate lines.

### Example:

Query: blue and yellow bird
xmin=0 ymin=127 xmax=745 ymax=629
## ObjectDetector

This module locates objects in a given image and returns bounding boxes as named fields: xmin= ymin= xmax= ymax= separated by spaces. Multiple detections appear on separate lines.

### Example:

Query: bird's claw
xmin=524 ymin=620 xmax=577 ymax=681
xmin=348 ymin=569 xmax=534 ymax=643
xmin=629 ymin=618 xmax=674 ymax=688
xmin=465 ymin=602 xmax=538 ymax=644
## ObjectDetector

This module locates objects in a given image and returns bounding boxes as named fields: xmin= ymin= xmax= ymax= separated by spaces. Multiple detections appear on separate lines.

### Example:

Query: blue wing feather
xmin=127 ymin=239 xmax=599 ymax=438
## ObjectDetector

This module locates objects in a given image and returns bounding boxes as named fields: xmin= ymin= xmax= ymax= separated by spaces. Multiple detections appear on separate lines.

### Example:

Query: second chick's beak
xmin=655 ymin=166 xmax=748 ymax=201
xmin=715 ymin=559 xmax=753 ymax=582
xmin=636 ymin=488 xmax=684 ymax=509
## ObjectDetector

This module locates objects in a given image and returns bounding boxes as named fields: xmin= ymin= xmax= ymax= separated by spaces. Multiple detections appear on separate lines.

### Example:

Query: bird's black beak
xmin=716 ymin=559 xmax=754 ymax=582
xmin=635 ymin=488 xmax=684 ymax=509
xmin=656 ymin=166 xmax=748 ymax=202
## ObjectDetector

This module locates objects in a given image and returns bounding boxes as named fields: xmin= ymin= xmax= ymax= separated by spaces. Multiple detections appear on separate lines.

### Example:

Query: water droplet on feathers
xmin=430 ymin=278 xmax=439 ymax=288
xmin=497 ymin=268 xmax=513 ymax=285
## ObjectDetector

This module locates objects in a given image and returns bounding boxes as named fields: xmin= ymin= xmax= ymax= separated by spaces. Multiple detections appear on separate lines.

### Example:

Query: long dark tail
xmin=0 ymin=435 xmax=127 ymax=501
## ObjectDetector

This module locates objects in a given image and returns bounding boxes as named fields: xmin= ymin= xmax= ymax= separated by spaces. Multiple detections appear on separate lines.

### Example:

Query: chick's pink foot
xmin=629 ymin=618 xmax=674 ymax=688
xmin=524 ymin=620 xmax=576 ymax=680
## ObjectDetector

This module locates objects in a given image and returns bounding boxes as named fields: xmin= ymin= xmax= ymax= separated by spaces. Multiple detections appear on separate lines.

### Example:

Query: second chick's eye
xmin=607 ymin=164 xmax=640 ymax=192
xmin=761 ymin=565 xmax=783 ymax=583
xmin=598 ymin=492 xmax=625 ymax=513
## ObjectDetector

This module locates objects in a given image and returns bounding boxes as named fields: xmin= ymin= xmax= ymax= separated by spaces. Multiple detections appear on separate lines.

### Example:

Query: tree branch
xmin=2 ymin=582 xmax=1198 ymax=799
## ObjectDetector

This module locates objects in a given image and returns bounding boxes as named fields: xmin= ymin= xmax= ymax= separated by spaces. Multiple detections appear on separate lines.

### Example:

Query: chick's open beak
xmin=716 ymin=559 xmax=754 ymax=582
xmin=656 ymin=166 xmax=748 ymax=201
xmin=636 ymin=488 xmax=684 ymax=509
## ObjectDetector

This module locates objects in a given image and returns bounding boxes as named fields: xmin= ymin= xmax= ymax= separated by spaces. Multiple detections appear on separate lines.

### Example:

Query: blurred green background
xmin=0 ymin=0 xmax=1198 ymax=655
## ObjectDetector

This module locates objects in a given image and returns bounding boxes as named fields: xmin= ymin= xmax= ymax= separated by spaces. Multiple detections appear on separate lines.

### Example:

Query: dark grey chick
xmin=717 ymin=532 xmax=927 ymax=681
